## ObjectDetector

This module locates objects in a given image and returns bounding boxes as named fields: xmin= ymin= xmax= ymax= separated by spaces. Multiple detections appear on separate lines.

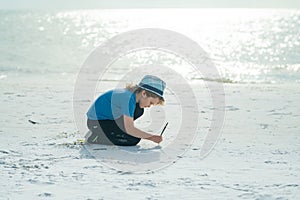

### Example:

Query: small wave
xmin=192 ymin=77 xmax=235 ymax=83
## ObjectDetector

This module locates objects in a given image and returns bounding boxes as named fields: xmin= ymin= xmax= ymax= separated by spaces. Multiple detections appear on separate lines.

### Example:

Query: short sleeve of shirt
xmin=86 ymin=89 xmax=136 ymax=120
xmin=111 ymin=89 xmax=135 ymax=119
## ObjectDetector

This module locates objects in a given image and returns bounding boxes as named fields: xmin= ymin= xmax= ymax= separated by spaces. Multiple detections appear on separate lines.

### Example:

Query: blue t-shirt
xmin=86 ymin=89 xmax=136 ymax=120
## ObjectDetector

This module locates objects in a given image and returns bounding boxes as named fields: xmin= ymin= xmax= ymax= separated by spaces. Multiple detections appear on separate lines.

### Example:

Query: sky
xmin=0 ymin=0 xmax=299 ymax=9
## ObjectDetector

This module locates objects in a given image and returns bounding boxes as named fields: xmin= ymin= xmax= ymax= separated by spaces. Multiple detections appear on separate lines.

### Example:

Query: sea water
xmin=0 ymin=9 xmax=299 ymax=83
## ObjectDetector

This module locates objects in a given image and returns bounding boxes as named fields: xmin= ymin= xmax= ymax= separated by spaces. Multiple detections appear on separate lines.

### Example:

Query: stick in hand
xmin=160 ymin=122 xmax=169 ymax=136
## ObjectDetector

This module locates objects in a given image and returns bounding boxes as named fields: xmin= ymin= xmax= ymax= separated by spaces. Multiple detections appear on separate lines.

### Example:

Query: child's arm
xmin=123 ymin=115 xmax=162 ymax=143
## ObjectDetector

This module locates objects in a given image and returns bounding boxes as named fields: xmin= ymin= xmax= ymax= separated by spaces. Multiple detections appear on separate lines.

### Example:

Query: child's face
xmin=139 ymin=91 xmax=159 ymax=108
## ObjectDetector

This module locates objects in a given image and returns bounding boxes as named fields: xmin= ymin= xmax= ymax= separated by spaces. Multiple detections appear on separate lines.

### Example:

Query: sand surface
xmin=0 ymin=74 xmax=299 ymax=199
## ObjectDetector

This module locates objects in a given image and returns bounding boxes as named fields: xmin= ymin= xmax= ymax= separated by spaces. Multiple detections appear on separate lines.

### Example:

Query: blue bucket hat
xmin=138 ymin=75 xmax=166 ymax=98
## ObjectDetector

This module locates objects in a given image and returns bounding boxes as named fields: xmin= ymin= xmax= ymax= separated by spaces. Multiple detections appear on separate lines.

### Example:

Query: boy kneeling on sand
xmin=86 ymin=75 xmax=166 ymax=146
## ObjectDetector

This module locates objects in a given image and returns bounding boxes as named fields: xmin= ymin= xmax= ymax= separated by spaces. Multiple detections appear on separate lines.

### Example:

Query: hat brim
xmin=138 ymin=84 xmax=164 ymax=99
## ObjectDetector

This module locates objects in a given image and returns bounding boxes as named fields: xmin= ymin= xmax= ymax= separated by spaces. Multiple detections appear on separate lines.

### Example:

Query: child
xmin=86 ymin=75 xmax=166 ymax=146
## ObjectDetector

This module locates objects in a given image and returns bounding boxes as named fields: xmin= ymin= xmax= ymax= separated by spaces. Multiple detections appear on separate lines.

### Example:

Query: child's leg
xmin=86 ymin=103 xmax=143 ymax=146
xmin=86 ymin=119 xmax=113 ymax=145
xmin=99 ymin=116 xmax=141 ymax=146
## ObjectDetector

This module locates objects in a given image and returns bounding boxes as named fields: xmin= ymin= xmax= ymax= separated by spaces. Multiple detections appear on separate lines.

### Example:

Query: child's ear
xmin=142 ymin=90 xmax=147 ymax=98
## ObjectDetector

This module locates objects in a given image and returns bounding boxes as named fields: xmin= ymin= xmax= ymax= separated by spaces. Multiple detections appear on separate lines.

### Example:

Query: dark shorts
xmin=86 ymin=103 xmax=144 ymax=146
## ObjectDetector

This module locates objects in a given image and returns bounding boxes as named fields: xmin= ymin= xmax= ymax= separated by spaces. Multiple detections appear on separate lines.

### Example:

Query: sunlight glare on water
xmin=0 ymin=9 xmax=299 ymax=83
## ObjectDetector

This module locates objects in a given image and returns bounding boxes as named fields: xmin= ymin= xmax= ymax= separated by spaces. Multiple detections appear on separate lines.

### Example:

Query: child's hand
xmin=147 ymin=135 xmax=163 ymax=144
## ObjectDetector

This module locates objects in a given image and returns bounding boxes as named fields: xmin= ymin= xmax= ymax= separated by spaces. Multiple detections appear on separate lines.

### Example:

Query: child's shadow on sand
xmin=79 ymin=143 xmax=164 ymax=164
